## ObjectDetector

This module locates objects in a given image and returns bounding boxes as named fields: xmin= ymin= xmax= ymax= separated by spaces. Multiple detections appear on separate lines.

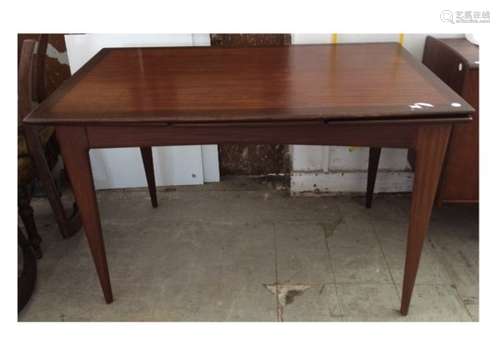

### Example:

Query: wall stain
xmin=219 ymin=144 xmax=291 ymax=176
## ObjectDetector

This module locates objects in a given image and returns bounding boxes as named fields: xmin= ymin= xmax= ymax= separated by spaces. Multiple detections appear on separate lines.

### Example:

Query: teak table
xmin=24 ymin=43 xmax=473 ymax=315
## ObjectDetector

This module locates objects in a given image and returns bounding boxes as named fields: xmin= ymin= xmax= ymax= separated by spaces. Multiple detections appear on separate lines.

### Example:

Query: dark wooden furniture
xmin=23 ymin=43 xmax=474 ymax=315
xmin=365 ymin=37 xmax=479 ymax=207
xmin=423 ymin=36 xmax=479 ymax=205
xmin=19 ymin=37 xmax=77 ymax=258
xmin=210 ymin=34 xmax=292 ymax=176
xmin=19 ymin=35 xmax=81 ymax=244
xmin=18 ymin=227 xmax=37 ymax=312
xmin=18 ymin=39 xmax=44 ymax=257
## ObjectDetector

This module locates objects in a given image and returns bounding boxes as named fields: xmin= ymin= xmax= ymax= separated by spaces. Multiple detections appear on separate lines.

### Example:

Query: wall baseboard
xmin=291 ymin=170 xmax=414 ymax=196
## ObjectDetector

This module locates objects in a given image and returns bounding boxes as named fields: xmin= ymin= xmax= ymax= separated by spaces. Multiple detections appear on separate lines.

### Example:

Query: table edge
xmin=23 ymin=43 xmax=475 ymax=126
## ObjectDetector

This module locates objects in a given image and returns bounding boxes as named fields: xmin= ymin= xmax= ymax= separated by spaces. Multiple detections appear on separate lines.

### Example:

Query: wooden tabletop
xmin=25 ymin=43 xmax=474 ymax=126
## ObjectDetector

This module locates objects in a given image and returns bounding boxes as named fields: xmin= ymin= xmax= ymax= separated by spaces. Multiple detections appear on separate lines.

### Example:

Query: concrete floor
xmin=19 ymin=177 xmax=479 ymax=322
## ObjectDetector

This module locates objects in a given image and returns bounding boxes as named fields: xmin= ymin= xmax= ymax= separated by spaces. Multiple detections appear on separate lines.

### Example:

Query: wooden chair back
xmin=18 ymin=35 xmax=49 ymax=123
xmin=18 ymin=39 xmax=36 ymax=122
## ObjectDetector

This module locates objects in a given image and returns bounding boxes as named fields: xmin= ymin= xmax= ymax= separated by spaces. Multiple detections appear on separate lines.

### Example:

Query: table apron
xmin=84 ymin=122 xmax=426 ymax=149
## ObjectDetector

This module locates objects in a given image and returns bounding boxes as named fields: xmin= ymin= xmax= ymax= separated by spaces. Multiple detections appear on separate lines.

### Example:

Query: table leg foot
xmin=400 ymin=125 xmax=451 ymax=315
xmin=56 ymin=126 xmax=113 ymax=304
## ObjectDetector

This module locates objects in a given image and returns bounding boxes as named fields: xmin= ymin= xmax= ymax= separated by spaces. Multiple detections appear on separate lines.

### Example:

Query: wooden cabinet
xmin=422 ymin=36 xmax=479 ymax=204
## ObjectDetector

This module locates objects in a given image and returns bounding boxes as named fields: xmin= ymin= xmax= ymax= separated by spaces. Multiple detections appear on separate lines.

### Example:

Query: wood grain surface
xmin=25 ymin=43 xmax=473 ymax=125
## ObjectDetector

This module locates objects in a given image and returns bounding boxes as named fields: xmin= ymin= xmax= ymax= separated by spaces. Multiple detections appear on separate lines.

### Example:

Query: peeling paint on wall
xmin=219 ymin=144 xmax=290 ymax=176
xmin=291 ymin=171 xmax=414 ymax=196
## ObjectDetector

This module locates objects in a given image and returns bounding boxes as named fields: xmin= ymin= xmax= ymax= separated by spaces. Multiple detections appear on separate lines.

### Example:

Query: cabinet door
xmin=64 ymin=34 xmax=220 ymax=189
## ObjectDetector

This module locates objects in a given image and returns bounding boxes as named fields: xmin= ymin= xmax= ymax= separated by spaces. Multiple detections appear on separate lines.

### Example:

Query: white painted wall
xmin=64 ymin=34 xmax=219 ymax=190
xmin=290 ymin=33 xmax=464 ymax=195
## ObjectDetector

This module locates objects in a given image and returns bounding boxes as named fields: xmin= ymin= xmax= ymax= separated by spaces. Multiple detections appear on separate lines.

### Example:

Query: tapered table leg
xmin=400 ymin=125 xmax=451 ymax=315
xmin=23 ymin=125 xmax=82 ymax=238
xmin=140 ymin=146 xmax=158 ymax=208
xmin=56 ymin=126 xmax=113 ymax=303
xmin=366 ymin=147 xmax=381 ymax=208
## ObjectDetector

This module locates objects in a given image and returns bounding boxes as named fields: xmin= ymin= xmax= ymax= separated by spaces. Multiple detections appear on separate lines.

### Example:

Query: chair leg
xmin=18 ymin=185 xmax=42 ymax=259
xmin=140 ymin=146 xmax=158 ymax=208
xmin=23 ymin=125 xmax=81 ymax=238
xmin=366 ymin=147 xmax=381 ymax=208
xmin=18 ymin=227 xmax=37 ymax=312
